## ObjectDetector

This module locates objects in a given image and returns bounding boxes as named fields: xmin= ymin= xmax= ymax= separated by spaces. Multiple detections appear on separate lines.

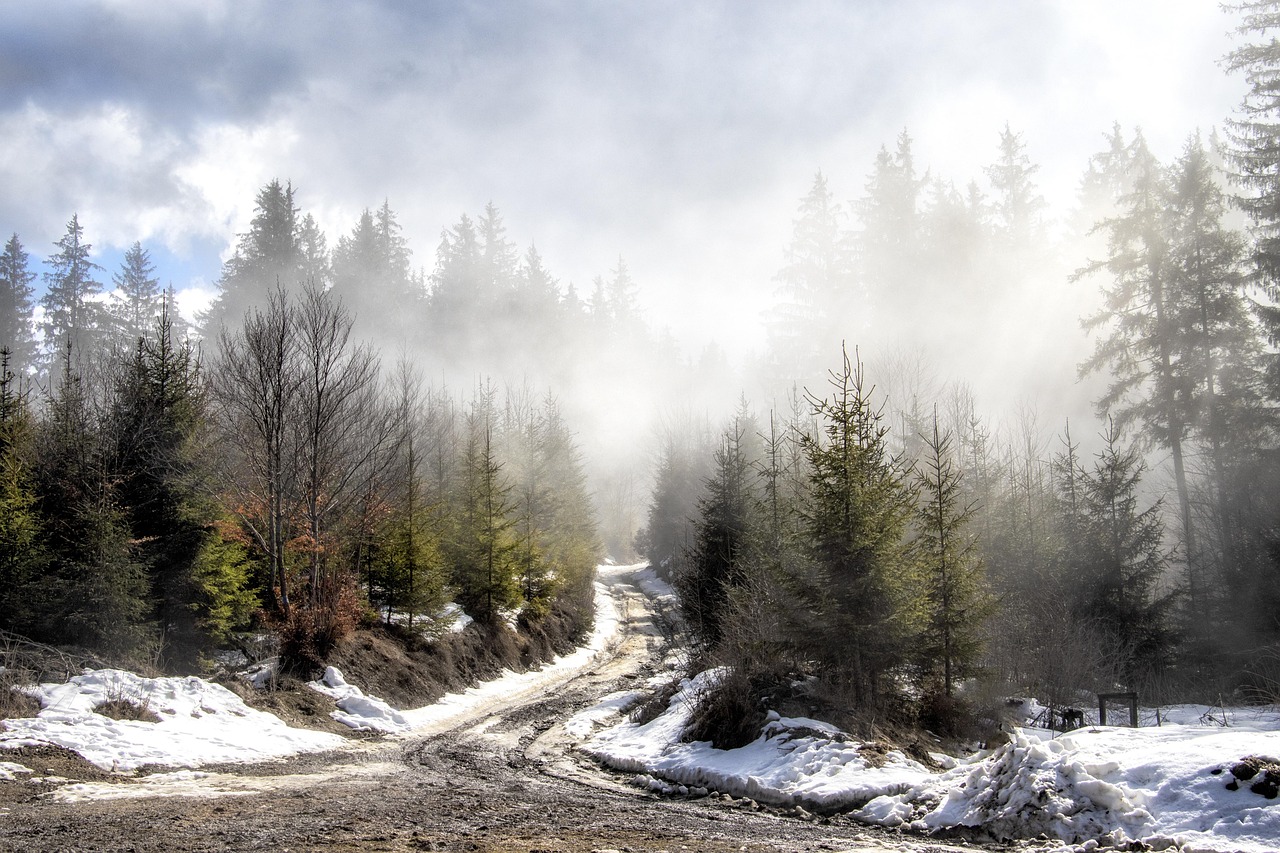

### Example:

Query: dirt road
xmin=0 ymin=568 xmax=991 ymax=853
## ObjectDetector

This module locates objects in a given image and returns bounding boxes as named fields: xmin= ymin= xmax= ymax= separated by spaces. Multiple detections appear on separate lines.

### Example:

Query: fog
xmin=0 ymin=1 xmax=1249 ymax=553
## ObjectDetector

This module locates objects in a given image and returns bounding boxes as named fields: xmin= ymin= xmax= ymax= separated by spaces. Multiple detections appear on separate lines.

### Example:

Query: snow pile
xmin=307 ymin=666 xmax=411 ymax=733
xmin=583 ymin=666 xmax=1280 ymax=852
xmin=858 ymin=724 xmax=1280 ymax=852
xmin=0 ymin=669 xmax=346 ymax=772
xmin=582 ymin=671 xmax=931 ymax=812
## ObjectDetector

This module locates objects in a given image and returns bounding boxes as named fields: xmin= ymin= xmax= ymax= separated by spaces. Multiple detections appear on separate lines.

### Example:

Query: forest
xmin=0 ymin=5 xmax=1279 ymax=744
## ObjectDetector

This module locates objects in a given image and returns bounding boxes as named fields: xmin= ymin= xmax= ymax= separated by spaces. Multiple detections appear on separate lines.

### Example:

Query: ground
xmin=0 ymin=569 xmax=990 ymax=853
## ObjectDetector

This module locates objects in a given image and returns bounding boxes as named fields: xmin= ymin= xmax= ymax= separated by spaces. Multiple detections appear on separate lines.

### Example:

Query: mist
xmin=0 ymin=1 xmax=1252 ymax=556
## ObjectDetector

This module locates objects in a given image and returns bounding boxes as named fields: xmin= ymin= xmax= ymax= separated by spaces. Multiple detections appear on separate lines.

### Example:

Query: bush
xmin=682 ymin=669 xmax=771 ymax=750
xmin=275 ymin=581 xmax=363 ymax=676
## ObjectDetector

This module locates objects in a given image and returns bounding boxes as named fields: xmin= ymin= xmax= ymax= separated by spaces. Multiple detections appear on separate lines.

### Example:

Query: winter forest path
xmin=0 ymin=566 xmax=981 ymax=853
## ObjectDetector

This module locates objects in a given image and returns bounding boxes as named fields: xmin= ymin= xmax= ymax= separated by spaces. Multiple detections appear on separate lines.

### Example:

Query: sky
xmin=0 ymin=0 xmax=1246 ymax=365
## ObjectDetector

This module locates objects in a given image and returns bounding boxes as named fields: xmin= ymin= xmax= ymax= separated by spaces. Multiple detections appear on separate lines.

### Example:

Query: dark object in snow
xmin=1225 ymin=756 xmax=1280 ymax=798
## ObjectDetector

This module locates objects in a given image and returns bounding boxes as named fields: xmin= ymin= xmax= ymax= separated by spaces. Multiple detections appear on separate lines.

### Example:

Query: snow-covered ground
xmin=573 ymin=670 xmax=1280 ymax=853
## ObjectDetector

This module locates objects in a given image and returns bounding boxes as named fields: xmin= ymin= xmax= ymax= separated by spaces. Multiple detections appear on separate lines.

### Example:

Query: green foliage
xmin=798 ymin=347 xmax=918 ymax=709
xmin=1074 ymin=421 xmax=1176 ymax=683
xmin=0 ymin=357 xmax=45 ymax=632
xmin=448 ymin=402 xmax=521 ymax=622
xmin=189 ymin=532 xmax=257 ymax=646
xmin=40 ymin=214 xmax=104 ymax=375
xmin=677 ymin=409 xmax=759 ymax=650
xmin=911 ymin=413 xmax=991 ymax=698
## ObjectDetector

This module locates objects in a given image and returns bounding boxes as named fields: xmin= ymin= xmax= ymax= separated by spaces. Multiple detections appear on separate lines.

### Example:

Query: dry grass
xmin=92 ymin=697 xmax=161 ymax=723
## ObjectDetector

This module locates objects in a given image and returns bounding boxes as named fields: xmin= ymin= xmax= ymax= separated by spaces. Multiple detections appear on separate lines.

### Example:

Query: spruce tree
xmin=41 ymin=214 xmax=104 ymax=373
xmin=911 ymin=410 xmax=989 ymax=698
xmin=0 ymin=349 xmax=45 ymax=632
xmin=766 ymin=173 xmax=854 ymax=385
xmin=1076 ymin=420 xmax=1174 ymax=684
xmin=678 ymin=410 xmax=758 ymax=650
xmin=450 ymin=402 xmax=520 ymax=623
xmin=203 ymin=180 xmax=302 ymax=335
xmin=0 ymin=235 xmax=38 ymax=373
xmin=110 ymin=241 xmax=163 ymax=348
xmin=799 ymin=347 xmax=917 ymax=709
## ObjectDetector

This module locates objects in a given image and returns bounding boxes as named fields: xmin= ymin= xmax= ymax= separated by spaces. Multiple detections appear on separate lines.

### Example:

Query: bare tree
xmin=212 ymin=288 xmax=301 ymax=615
xmin=293 ymin=284 xmax=393 ymax=607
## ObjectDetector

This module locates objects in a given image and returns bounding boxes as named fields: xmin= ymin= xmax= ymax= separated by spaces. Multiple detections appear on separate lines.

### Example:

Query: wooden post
xmin=1097 ymin=692 xmax=1139 ymax=727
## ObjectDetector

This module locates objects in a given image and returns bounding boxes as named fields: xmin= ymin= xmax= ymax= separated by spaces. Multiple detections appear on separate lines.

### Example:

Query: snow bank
xmin=0 ymin=669 xmax=345 ymax=772
xmin=858 ymin=724 xmax=1280 ymax=852
xmin=307 ymin=666 xmax=411 ymax=733
xmin=582 ymin=667 xmax=1280 ymax=853
xmin=582 ymin=671 xmax=932 ymax=812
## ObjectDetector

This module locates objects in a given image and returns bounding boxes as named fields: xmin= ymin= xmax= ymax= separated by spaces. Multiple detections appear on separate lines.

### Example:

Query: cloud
xmin=0 ymin=0 xmax=1245 ymax=370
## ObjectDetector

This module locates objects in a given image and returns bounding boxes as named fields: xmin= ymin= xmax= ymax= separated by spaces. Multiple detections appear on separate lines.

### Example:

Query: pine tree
xmin=41 ymin=214 xmax=104 ymax=373
xmin=799 ymin=346 xmax=917 ymax=708
xmin=533 ymin=395 xmax=599 ymax=612
xmin=0 ymin=234 xmax=38 ymax=373
xmin=37 ymin=348 xmax=151 ymax=657
xmin=911 ymin=410 xmax=989 ymax=698
xmin=1226 ymin=1 xmax=1280 ymax=296
xmin=766 ymin=173 xmax=855 ymax=385
xmin=109 ymin=241 xmax=163 ymax=347
xmin=1076 ymin=420 xmax=1174 ymax=684
xmin=677 ymin=409 xmax=758 ymax=650
xmin=985 ymin=124 xmax=1047 ymax=248
xmin=111 ymin=295 xmax=238 ymax=668
xmin=203 ymin=180 xmax=302 ymax=335
xmin=371 ymin=362 xmax=445 ymax=626
xmin=331 ymin=202 xmax=415 ymax=342
xmin=0 ymin=349 xmax=45 ymax=632
xmin=1077 ymin=136 xmax=1202 ymax=601
xmin=450 ymin=398 xmax=520 ymax=622
xmin=858 ymin=130 xmax=924 ymax=322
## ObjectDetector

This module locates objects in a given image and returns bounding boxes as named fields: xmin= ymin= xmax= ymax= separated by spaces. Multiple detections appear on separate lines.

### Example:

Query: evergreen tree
xmin=799 ymin=347 xmax=917 ymax=709
xmin=111 ymin=295 xmax=241 ymax=668
xmin=533 ymin=395 xmax=599 ymax=611
xmin=203 ymin=180 xmax=302 ymax=335
xmin=36 ymin=349 xmax=151 ymax=657
xmin=911 ymin=410 xmax=989 ymax=698
xmin=985 ymin=124 xmax=1047 ymax=247
xmin=766 ymin=173 xmax=855 ymax=385
xmin=296 ymin=212 xmax=331 ymax=289
xmin=1077 ymin=136 xmax=1202 ymax=600
xmin=677 ymin=408 xmax=758 ymax=650
xmin=0 ymin=349 xmax=45 ymax=632
xmin=1076 ymin=420 xmax=1174 ymax=684
xmin=450 ymin=399 xmax=520 ymax=622
xmin=0 ymin=234 xmax=38 ymax=373
xmin=331 ymin=201 xmax=416 ymax=342
xmin=1226 ymin=1 xmax=1280 ymax=298
xmin=109 ymin=241 xmax=163 ymax=347
xmin=858 ymin=130 xmax=924 ymax=323
xmin=634 ymin=419 xmax=714 ymax=578
xmin=41 ymin=214 xmax=104 ymax=372
xmin=370 ymin=362 xmax=445 ymax=626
